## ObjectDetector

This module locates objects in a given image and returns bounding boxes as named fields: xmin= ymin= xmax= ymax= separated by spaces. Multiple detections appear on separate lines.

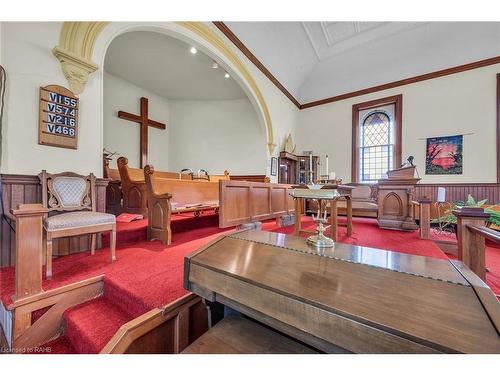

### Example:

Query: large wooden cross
xmin=118 ymin=97 xmax=166 ymax=168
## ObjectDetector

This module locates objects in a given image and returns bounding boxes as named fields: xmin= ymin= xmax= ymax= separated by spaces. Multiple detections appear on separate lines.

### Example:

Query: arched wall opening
xmin=90 ymin=22 xmax=274 ymax=176
xmin=101 ymin=29 xmax=267 ymax=175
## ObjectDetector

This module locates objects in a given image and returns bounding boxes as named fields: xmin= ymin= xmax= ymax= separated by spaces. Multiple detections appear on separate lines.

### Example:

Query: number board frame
xmin=39 ymin=84 xmax=79 ymax=149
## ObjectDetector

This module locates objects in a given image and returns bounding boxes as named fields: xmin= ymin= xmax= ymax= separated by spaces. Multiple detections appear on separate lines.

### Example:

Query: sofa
xmin=333 ymin=184 xmax=379 ymax=218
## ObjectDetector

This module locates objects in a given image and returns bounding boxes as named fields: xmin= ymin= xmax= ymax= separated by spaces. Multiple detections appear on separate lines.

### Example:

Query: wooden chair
xmin=39 ymin=170 xmax=117 ymax=279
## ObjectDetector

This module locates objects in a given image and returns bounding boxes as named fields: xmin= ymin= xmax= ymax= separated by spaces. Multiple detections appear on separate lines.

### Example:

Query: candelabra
xmin=306 ymin=208 xmax=335 ymax=248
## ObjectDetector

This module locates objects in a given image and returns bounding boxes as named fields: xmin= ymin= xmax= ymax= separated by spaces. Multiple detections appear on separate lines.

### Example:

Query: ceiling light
xmin=224 ymin=72 xmax=230 ymax=79
xmin=212 ymin=62 xmax=219 ymax=69
xmin=190 ymin=47 xmax=197 ymax=54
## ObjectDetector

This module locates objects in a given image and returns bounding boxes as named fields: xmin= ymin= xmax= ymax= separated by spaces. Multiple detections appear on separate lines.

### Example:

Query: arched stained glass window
xmin=359 ymin=110 xmax=394 ymax=183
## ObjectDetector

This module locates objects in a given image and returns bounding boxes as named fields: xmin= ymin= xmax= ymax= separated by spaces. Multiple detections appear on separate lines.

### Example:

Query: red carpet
xmin=2 ymin=214 xmax=499 ymax=354
xmin=267 ymin=216 xmax=448 ymax=259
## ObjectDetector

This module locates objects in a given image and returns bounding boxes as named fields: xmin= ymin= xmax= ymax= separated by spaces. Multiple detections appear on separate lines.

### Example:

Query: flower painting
xmin=425 ymin=135 xmax=463 ymax=175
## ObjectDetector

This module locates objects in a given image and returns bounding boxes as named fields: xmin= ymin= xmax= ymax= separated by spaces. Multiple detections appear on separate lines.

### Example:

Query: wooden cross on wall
xmin=118 ymin=97 xmax=166 ymax=168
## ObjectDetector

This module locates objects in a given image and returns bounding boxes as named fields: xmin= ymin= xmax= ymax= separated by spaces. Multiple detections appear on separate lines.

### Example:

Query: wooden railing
xmin=467 ymin=225 xmax=500 ymax=244
xmin=454 ymin=208 xmax=497 ymax=281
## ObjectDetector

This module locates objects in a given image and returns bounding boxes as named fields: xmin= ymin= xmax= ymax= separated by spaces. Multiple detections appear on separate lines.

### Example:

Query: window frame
xmin=351 ymin=94 xmax=403 ymax=183
xmin=359 ymin=110 xmax=393 ymax=183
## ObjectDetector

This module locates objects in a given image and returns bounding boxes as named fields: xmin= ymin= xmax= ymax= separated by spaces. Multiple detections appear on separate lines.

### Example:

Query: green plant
xmin=430 ymin=194 xmax=499 ymax=232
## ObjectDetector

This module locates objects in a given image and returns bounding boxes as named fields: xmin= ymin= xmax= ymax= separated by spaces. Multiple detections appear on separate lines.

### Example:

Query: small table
xmin=291 ymin=184 xmax=354 ymax=241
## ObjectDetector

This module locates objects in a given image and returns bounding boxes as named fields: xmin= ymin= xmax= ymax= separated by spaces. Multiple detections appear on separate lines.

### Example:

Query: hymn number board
xmin=39 ymin=85 xmax=79 ymax=149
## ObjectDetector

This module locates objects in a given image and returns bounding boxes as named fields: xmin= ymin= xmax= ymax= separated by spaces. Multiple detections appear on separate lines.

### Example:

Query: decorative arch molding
xmin=53 ymin=21 xmax=277 ymax=154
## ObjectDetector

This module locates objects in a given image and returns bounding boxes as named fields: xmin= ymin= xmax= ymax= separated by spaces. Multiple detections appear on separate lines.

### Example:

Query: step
xmin=64 ymin=297 xmax=133 ymax=354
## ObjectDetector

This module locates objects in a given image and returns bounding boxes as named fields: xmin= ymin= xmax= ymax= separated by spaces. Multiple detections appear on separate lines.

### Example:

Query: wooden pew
xmin=116 ymin=157 xmax=229 ymax=216
xmin=144 ymin=165 xmax=220 ymax=245
xmin=103 ymin=158 xmax=123 ymax=215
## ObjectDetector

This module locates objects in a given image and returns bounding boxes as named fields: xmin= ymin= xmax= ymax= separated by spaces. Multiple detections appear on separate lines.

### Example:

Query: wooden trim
xmin=467 ymin=225 xmax=500 ymax=244
xmin=301 ymin=56 xmax=500 ymax=109
xmin=9 ymin=275 xmax=104 ymax=309
xmin=213 ymin=24 xmax=500 ymax=111
xmin=213 ymin=21 xmax=301 ymax=109
xmin=351 ymin=95 xmax=403 ymax=183
xmin=449 ymin=260 xmax=500 ymax=333
xmin=100 ymin=293 xmax=203 ymax=354
xmin=497 ymin=73 xmax=500 ymax=183
xmin=12 ymin=276 xmax=104 ymax=348
xmin=210 ymin=23 xmax=500 ymax=111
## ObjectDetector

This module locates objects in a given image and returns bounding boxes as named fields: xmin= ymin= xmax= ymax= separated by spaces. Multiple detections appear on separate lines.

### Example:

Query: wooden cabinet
xmin=278 ymin=152 xmax=319 ymax=185
xmin=278 ymin=152 xmax=297 ymax=184
xmin=296 ymin=155 xmax=319 ymax=184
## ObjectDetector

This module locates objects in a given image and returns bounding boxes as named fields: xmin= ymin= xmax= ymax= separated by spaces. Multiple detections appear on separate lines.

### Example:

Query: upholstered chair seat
xmin=45 ymin=211 xmax=116 ymax=231
xmin=39 ymin=170 xmax=117 ymax=279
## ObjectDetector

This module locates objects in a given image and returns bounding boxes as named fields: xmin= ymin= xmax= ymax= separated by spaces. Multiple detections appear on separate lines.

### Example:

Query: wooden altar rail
xmin=0 ymin=174 xmax=108 ymax=268
xmin=218 ymin=180 xmax=295 ymax=228
xmin=101 ymin=293 xmax=211 ymax=354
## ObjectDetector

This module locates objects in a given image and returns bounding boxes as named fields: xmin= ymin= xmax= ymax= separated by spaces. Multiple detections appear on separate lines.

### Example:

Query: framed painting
xmin=425 ymin=135 xmax=463 ymax=175
xmin=270 ymin=157 xmax=278 ymax=176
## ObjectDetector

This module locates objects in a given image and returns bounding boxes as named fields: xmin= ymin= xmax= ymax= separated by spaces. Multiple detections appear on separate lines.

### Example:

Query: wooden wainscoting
xmin=0 ymin=174 xmax=109 ymax=268
xmin=219 ymin=180 xmax=295 ymax=228
xmin=414 ymin=183 xmax=500 ymax=204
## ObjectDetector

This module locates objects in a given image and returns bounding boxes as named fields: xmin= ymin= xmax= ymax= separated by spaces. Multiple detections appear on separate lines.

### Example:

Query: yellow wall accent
xmin=54 ymin=22 xmax=276 ymax=153
xmin=58 ymin=22 xmax=109 ymax=60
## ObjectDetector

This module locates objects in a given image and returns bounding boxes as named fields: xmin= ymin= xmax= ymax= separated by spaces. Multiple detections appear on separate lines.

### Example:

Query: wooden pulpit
xmin=377 ymin=166 xmax=420 ymax=231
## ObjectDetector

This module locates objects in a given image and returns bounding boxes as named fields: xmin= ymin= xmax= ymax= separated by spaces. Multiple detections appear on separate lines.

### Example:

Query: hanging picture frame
xmin=271 ymin=157 xmax=278 ymax=176
xmin=425 ymin=135 xmax=463 ymax=175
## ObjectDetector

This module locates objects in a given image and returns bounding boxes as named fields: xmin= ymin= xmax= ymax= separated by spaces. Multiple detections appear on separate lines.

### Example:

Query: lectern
xmin=377 ymin=166 xmax=420 ymax=231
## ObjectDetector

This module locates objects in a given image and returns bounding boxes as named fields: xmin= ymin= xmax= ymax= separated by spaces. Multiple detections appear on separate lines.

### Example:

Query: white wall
xmin=0 ymin=22 xmax=103 ymax=176
xmin=103 ymin=72 xmax=170 ymax=170
xmin=297 ymin=63 xmax=500 ymax=183
xmin=104 ymin=73 xmax=266 ymax=175
xmin=168 ymin=99 xmax=266 ymax=175
xmin=0 ymin=22 xmax=299 ymax=178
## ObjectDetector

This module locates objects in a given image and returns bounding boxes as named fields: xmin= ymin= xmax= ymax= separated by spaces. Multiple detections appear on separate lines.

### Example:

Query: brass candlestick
xmin=306 ymin=208 xmax=335 ymax=248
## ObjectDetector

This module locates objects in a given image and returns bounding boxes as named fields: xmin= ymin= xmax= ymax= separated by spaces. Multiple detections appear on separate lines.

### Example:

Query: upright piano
xmin=183 ymin=230 xmax=500 ymax=354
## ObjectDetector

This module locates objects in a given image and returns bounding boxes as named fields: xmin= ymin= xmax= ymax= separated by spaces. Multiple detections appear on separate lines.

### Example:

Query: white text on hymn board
xmin=47 ymin=113 xmax=76 ymax=126
xmin=46 ymin=102 xmax=76 ymax=117
xmin=46 ymin=124 xmax=76 ymax=136
xmin=48 ymin=92 xmax=77 ymax=107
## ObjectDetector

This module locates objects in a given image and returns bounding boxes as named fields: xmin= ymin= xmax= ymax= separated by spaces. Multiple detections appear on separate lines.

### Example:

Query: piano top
xmin=185 ymin=230 xmax=500 ymax=354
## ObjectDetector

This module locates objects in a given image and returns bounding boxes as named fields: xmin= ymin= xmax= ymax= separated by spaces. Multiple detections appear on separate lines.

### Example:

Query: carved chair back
xmin=39 ymin=170 xmax=96 ymax=214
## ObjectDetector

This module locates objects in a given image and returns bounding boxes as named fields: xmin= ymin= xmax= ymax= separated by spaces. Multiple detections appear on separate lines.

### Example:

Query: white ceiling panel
xmin=222 ymin=22 xmax=500 ymax=104
xmin=224 ymin=22 xmax=319 ymax=98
